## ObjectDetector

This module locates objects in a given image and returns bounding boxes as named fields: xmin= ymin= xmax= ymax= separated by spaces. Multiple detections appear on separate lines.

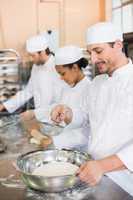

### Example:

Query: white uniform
xmin=36 ymin=76 xmax=91 ymax=152
xmin=53 ymin=76 xmax=90 ymax=151
xmin=87 ymin=60 xmax=133 ymax=164
xmin=72 ymin=60 xmax=133 ymax=195
xmin=3 ymin=55 xmax=65 ymax=113
xmin=72 ymin=60 xmax=133 ymax=164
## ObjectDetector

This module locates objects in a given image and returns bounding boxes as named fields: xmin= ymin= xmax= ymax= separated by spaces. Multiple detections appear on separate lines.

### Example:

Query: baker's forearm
xmin=99 ymin=155 xmax=126 ymax=173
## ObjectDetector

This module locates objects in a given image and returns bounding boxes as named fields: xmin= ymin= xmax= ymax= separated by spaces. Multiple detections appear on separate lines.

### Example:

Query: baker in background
xmin=51 ymin=22 xmax=133 ymax=193
xmin=0 ymin=34 xmax=66 ymax=125
xmin=33 ymin=45 xmax=91 ymax=151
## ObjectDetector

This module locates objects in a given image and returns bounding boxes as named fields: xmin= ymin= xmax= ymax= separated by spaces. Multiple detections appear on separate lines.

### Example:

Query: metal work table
xmin=0 ymin=116 xmax=133 ymax=200
xmin=0 ymin=174 xmax=133 ymax=200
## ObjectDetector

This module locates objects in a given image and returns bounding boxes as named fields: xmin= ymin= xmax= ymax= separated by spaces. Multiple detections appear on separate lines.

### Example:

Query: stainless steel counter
xmin=0 ymin=116 xmax=133 ymax=200
xmin=0 ymin=175 xmax=133 ymax=200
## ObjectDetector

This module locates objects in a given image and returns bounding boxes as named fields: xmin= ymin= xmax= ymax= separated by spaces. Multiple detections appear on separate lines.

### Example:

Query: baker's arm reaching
xmin=3 ymin=77 xmax=33 ymax=113
xmin=77 ymin=141 xmax=133 ymax=186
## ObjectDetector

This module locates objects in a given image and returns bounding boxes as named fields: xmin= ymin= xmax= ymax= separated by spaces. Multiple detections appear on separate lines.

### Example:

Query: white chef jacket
xmin=36 ymin=76 xmax=91 ymax=152
xmin=3 ymin=55 xmax=66 ymax=113
xmin=53 ymin=76 xmax=91 ymax=151
xmin=72 ymin=60 xmax=133 ymax=171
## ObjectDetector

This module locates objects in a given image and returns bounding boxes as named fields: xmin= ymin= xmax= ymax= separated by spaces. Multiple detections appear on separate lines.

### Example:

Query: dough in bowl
xmin=32 ymin=161 xmax=79 ymax=177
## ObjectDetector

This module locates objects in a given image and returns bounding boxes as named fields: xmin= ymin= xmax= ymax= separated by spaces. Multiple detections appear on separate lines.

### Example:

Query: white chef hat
xmin=26 ymin=34 xmax=48 ymax=53
xmin=86 ymin=22 xmax=123 ymax=45
xmin=55 ymin=45 xmax=83 ymax=65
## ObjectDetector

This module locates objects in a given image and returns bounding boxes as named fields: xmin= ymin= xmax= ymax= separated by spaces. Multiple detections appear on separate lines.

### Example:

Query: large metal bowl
xmin=17 ymin=149 xmax=90 ymax=192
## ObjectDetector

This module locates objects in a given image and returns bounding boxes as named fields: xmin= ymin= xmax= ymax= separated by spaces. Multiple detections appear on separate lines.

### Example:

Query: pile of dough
xmin=30 ymin=137 xmax=41 ymax=145
xmin=32 ymin=161 xmax=79 ymax=177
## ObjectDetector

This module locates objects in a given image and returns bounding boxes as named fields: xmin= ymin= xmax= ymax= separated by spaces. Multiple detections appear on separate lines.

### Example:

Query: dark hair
xmin=63 ymin=57 xmax=88 ymax=70
xmin=38 ymin=47 xmax=55 ymax=56
xmin=45 ymin=48 xmax=55 ymax=56
xmin=108 ymin=41 xmax=125 ymax=53
xmin=108 ymin=42 xmax=115 ymax=48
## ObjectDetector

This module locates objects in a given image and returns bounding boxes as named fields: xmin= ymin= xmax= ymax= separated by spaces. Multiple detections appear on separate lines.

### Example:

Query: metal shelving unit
xmin=0 ymin=49 xmax=22 ymax=103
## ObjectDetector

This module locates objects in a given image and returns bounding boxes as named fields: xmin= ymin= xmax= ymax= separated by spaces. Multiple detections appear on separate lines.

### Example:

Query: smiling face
xmin=87 ymin=41 xmax=123 ymax=75
xmin=55 ymin=64 xmax=83 ymax=86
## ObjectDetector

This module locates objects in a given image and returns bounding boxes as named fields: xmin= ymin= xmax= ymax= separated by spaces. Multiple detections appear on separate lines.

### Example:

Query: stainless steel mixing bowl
xmin=17 ymin=149 xmax=90 ymax=192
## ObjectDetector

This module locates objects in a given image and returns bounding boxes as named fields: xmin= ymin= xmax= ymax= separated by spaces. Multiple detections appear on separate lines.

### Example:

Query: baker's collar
xmin=111 ymin=59 xmax=133 ymax=77
xmin=71 ymin=76 xmax=89 ymax=88
xmin=44 ymin=54 xmax=54 ymax=67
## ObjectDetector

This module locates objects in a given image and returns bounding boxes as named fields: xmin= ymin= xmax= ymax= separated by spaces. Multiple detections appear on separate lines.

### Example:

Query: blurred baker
xmin=0 ymin=34 xmax=66 ymax=122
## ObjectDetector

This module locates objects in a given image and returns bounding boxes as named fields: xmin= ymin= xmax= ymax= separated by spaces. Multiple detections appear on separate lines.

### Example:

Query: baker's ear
xmin=72 ymin=64 xmax=79 ymax=71
xmin=114 ymin=40 xmax=123 ymax=50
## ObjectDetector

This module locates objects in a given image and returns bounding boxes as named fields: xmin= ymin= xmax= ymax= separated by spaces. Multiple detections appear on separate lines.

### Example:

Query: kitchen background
xmin=0 ymin=0 xmax=133 ymax=103
xmin=0 ymin=1 xmax=133 ymax=199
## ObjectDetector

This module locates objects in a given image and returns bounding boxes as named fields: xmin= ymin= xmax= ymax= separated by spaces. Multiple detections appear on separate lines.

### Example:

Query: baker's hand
xmin=50 ymin=104 xmax=73 ymax=124
xmin=77 ymin=160 xmax=104 ymax=186
xmin=40 ymin=137 xmax=53 ymax=148
xmin=20 ymin=110 xmax=35 ymax=121
xmin=30 ymin=129 xmax=52 ymax=148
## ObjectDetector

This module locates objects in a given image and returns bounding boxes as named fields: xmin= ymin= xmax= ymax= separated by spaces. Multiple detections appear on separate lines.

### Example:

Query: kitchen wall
xmin=0 ymin=0 xmax=107 ymax=58
xmin=105 ymin=0 xmax=112 ymax=21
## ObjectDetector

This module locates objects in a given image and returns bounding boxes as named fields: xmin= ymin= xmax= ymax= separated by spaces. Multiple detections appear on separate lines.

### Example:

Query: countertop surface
xmin=0 ymin=174 xmax=133 ymax=200
xmin=0 ymin=115 xmax=133 ymax=200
